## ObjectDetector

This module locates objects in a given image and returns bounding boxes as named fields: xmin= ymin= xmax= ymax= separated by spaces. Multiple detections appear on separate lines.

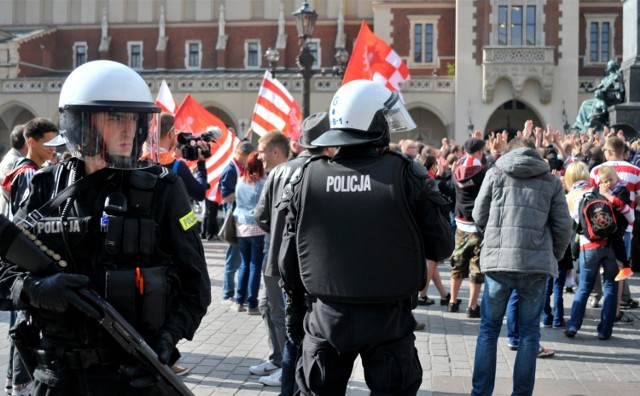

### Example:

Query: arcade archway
xmin=485 ymin=99 xmax=543 ymax=140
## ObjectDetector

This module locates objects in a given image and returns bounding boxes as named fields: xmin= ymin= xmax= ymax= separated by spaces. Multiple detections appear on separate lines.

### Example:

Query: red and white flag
xmin=174 ymin=94 xmax=240 ymax=202
xmin=342 ymin=21 xmax=410 ymax=93
xmin=251 ymin=71 xmax=302 ymax=141
xmin=156 ymin=79 xmax=178 ymax=114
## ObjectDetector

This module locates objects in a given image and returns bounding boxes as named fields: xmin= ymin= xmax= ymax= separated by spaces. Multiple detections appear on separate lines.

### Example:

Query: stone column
xmin=622 ymin=0 xmax=640 ymax=102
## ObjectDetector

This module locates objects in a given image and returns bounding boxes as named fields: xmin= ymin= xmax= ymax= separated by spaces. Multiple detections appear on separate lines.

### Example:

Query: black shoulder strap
xmin=17 ymin=168 xmax=113 ymax=228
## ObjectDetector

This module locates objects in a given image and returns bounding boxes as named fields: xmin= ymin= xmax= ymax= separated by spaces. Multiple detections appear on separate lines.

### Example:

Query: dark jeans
xmin=281 ymin=338 xmax=298 ymax=396
xmin=236 ymin=235 xmax=265 ymax=309
xmin=541 ymin=269 xmax=567 ymax=327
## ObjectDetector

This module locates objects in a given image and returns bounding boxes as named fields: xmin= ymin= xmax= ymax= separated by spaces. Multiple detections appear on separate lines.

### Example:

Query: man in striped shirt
xmin=590 ymin=136 xmax=639 ymax=323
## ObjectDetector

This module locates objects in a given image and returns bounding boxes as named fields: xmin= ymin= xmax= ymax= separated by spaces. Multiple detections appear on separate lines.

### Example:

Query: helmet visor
xmin=61 ymin=111 xmax=159 ymax=169
xmin=383 ymin=92 xmax=417 ymax=133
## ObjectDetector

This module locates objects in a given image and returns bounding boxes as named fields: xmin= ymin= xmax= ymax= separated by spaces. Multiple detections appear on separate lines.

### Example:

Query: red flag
xmin=251 ymin=71 xmax=302 ymax=141
xmin=342 ymin=21 xmax=410 ymax=93
xmin=174 ymin=94 xmax=240 ymax=202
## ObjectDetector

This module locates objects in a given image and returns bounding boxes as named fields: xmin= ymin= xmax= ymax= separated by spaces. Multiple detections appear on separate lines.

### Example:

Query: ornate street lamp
xmin=293 ymin=1 xmax=318 ymax=119
xmin=264 ymin=47 xmax=280 ymax=77
xmin=332 ymin=48 xmax=350 ymax=77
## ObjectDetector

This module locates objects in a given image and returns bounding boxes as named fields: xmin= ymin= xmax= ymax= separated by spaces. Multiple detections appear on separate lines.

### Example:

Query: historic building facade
xmin=0 ymin=0 xmax=624 ymax=156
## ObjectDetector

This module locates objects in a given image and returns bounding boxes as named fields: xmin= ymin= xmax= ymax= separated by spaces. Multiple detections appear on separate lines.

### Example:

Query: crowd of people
xmin=0 ymin=59 xmax=638 ymax=396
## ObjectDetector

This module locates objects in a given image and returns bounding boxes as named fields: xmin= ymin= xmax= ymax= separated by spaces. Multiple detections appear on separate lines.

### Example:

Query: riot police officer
xmin=0 ymin=60 xmax=211 ymax=395
xmin=279 ymin=80 xmax=454 ymax=395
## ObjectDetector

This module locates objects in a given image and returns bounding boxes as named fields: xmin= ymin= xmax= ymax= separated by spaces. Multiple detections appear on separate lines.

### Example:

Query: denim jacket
xmin=234 ymin=177 xmax=266 ymax=225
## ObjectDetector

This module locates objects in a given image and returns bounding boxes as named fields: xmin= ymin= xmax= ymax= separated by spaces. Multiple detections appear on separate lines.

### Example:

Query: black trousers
xmin=296 ymin=299 xmax=422 ymax=395
xmin=202 ymin=200 xmax=220 ymax=238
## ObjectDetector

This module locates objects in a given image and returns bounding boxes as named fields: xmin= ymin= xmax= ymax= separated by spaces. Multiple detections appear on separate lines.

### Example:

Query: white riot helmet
xmin=311 ymin=79 xmax=416 ymax=147
xmin=58 ymin=60 xmax=160 ymax=169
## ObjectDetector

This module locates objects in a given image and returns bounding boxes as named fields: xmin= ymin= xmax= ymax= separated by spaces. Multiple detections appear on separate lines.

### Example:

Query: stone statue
xmin=573 ymin=59 xmax=626 ymax=131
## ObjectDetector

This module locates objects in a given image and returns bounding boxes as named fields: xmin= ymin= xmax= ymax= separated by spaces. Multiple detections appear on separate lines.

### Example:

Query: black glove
xmin=119 ymin=365 xmax=157 ymax=389
xmin=284 ymin=301 xmax=306 ymax=346
xmin=153 ymin=330 xmax=176 ymax=365
xmin=21 ymin=273 xmax=99 ymax=319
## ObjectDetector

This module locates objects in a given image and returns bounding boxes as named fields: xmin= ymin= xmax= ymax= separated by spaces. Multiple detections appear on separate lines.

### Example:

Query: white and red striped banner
xmin=251 ymin=71 xmax=302 ymax=141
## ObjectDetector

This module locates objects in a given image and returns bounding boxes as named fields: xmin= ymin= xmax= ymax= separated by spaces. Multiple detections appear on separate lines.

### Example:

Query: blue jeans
xmin=506 ymin=290 xmax=519 ymax=347
xmin=541 ymin=268 xmax=567 ymax=327
xmin=567 ymin=246 xmax=618 ymax=339
xmin=281 ymin=338 xmax=299 ymax=396
xmin=472 ymin=272 xmax=547 ymax=396
xmin=236 ymin=235 xmax=265 ymax=309
xmin=222 ymin=244 xmax=241 ymax=300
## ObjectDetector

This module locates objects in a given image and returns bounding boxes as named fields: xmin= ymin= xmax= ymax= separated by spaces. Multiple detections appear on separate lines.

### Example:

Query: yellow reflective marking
xmin=179 ymin=210 xmax=198 ymax=231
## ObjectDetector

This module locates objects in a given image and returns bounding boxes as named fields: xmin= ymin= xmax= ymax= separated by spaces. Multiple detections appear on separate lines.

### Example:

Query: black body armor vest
xmin=296 ymin=153 xmax=424 ymax=303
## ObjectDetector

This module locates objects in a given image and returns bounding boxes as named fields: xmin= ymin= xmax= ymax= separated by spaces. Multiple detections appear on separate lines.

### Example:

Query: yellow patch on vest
xmin=179 ymin=210 xmax=198 ymax=231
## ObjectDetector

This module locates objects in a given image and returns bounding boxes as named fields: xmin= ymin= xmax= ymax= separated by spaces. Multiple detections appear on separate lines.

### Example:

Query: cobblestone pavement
xmin=1 ymin=239 xmax=639 ymax=395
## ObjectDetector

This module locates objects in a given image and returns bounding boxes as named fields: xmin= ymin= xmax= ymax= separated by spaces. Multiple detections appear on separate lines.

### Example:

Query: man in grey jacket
xmin=470 ymin=137 xmax=572 ymax=396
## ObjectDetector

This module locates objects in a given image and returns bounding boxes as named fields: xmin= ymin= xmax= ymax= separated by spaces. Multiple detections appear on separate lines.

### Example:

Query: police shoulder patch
xmin=178 ymin=210 xmax=198 ymax=231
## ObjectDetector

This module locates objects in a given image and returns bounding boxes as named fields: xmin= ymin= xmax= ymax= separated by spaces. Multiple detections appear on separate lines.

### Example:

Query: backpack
xmin=578 ymin=187 xmax=617 ymax=241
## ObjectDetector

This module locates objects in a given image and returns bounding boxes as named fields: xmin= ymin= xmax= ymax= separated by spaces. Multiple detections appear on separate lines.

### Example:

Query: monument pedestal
xmin=609 ymin=103 xmax=640 ymax=138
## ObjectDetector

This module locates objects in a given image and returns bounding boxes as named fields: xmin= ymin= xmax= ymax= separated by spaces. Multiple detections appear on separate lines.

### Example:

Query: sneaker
xmin=440 ymin=293 xmax=462 ymax=306
xmin=230 ymin=302 xmax=246 ymax=312
xmin=414 ymin=322 xmax=426 ymax=331
xmin=221 ymin=298 xmax=234 ymax=306
xmin=620 ymin=299 xmax=639 ymax=309
xmin=12 ymin=382 xmax=32 ymax=396
xmin=507 ymin=343 xmax=518 ymax=351
xmin=448 ymin=301 xmax=460 ymax=313
xmin=171 ymin=364 xmax=191 ymax=376
xmin=615 ymin=312 xmax=634 ymax=324
xmin=537 ymin=347 xmax=555 ymax=358
xmin=564 ymin=328 xmax=577 ymax=338
xmin=615 ymin=267 xmax=633 ymax=282
xmin=541 ymin=322 xmax=553 ymax=328
xmin=564 ymin=286 xmax=574 ymax=294
xmin=249 ymin=361 xmax=280 ymax=376
xmin=466 ymin=306 xmax=480 ymax=318
xmin=247 ymin=306 xmax=261 ymax=315
xmin=259 ymin=368 xmax=282 ymax=387
xmin=5 ymin=377 xmax=11 ymax=395
xmin=588 ymin=296 xmax=600 ymax=308
xmin=552 ymin=319 xmax=566 ymax=329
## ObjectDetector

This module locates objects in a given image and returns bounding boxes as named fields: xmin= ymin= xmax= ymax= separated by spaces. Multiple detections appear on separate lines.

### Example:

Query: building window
xmin=245 ymin=40 xmax=261 ymax=68
xmin=585 ymin=14 xmax=615 ymax=65
xmin=128 ymin=42 xmax=143 ymax=70
xmin=494 ymin=1 xmax=540 ymax=46
xmin=409 ymin=16 xmax=439 ymax=67
xmin=73 ymin=42 xmax=87 ymax=68
xmin=185 ymin=41 xmax=201 ymax=69
xmin=308 ymin=39 xmax=321 ymax=68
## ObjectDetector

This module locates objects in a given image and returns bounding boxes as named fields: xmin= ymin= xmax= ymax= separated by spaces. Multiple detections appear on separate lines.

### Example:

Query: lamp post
xmin=264 ymin=47 xmax=280 ymax=77
xmin=293 ymin=1 xmax=318 ymax=119
xmin=332 ymin=48 xmax=349 ymax=77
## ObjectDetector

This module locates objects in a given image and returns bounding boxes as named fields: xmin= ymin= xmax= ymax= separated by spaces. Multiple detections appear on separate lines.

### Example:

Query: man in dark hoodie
xmin=448 ymin=137 xmax=487 ymax=318
xmin=470 ymin=137 xmax=572 ymax=396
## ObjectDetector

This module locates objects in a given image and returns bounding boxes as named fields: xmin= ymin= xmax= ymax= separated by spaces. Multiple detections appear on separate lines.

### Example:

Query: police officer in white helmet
xmin=0 ymin=60 xmax=211 ymax=394
xmin=278 ymin=79 xmax=454 ymax=394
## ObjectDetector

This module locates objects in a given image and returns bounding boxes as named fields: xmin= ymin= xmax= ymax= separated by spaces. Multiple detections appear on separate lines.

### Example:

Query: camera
xmin=176 ymin=127 xmax=222 ymax=161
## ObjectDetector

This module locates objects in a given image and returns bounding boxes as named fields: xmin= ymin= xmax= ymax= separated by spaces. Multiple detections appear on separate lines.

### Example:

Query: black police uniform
xmin=279 ymin=146 xmax=454 ymax=395
xmin=0 ymin=158 xmax=211 ymax=395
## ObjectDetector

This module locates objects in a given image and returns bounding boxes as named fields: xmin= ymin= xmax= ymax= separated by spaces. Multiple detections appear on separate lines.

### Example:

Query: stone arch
xmin=484 ymin=99 xmax=544 ymax=140
xmin=392 ymin=105 xmax=448 ymax=148
xmin=0 ymin=102 xmax=37 ymax=157
xmin=203 ymin=103 xmax=239 ymax=137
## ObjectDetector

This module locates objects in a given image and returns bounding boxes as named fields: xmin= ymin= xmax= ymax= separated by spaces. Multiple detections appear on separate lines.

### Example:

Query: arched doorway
xmin=205 ymin=106 xmax=237 ymax=135
xmin=392 ymin=107 xmax=447 ymax=148
xmin=485 ymin=100 xmax=543 ymax=140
